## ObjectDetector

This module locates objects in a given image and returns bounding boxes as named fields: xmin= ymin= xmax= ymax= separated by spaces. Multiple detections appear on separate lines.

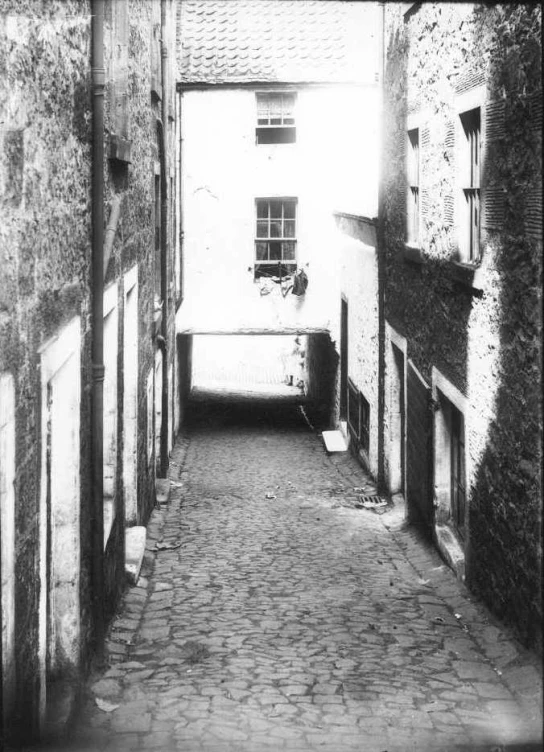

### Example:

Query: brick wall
xmin=383 ymin=3 xmax=542 ymax=650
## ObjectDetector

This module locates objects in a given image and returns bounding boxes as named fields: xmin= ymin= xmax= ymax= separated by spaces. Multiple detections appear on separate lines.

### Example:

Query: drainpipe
xmin=91 ymin=0 xmax=105 ymax=659
xmin=159 ymin=0 xmax=169 ymax=477
xmin=377 ymin=1 xmax=386 ymax=493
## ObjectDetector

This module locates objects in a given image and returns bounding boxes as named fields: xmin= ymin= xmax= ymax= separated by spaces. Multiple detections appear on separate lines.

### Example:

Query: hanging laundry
xmin=292 ymin=269 xmax=308 ymax=296
xmin=259 ymin=277 xmax=275 ymax=296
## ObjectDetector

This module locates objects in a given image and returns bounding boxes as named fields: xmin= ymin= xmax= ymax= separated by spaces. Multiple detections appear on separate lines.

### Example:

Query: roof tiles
xmin=178 ymin=0 xmax=378 ymax=85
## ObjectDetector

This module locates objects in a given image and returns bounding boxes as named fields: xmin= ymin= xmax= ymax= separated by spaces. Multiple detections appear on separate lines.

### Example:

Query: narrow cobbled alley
xmin=60 ymin=397 xmax=541 ymax=752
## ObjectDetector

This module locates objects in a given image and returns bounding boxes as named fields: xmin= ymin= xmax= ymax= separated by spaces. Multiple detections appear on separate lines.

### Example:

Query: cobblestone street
xmin=60 ymin=396 xmax=541 ymax=752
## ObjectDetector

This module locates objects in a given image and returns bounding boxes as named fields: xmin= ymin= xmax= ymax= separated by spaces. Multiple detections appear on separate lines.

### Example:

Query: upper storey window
xmin=407 ymin=128 xmax=420 ymax=247
xmin=459 ymin=107 xmax=481 ymax=263
xmin=256 ymin=92 xmax=297 ymax=144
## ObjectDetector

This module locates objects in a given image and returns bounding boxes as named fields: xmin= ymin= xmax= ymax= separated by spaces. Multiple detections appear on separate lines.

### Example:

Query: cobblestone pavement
xmin=38 ymin=397 xmax=544 ymax=751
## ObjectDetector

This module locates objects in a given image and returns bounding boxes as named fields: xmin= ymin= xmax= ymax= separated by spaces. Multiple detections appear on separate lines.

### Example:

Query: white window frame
xmin=254 ymin=197 xmax=298 ymax=278
xmin=406 ymin=127 xmax=420 ymax=247
xmin=455 ymin=86 xmax=486 ymax=265
xmin=256 ymin=91 xmax=296 ymax=127
xmin=405 ymin=111 xmax=428 ymax=250
xmin=256 ymin=91 xmax=297 ymax=144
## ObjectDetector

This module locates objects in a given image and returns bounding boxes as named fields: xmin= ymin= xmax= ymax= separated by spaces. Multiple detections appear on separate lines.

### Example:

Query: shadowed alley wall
xmin=383 ymin=2 xmax=542 ymax=650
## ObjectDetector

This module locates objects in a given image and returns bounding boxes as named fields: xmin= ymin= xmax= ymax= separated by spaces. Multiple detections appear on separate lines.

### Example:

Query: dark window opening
xmin=450 ymin=404 xmax=466 ymax=538
xmin=256 ymin=127 xmax=296 ymax=145
xmin=360 ymin=393 xmax=370 ymax=455
xmin=347 ymin=379 xmax=360 ymax=441
xmin=347 ymin=381 xmax=370 ymax=455
xmin=340 ymin=299 xmax=348 ymax=420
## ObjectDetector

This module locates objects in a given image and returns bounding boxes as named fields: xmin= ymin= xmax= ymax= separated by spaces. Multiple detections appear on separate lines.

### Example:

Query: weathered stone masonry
xmin=382 ymin=3 xmax=542 ymax=650
xmin=0 ymin=2 xmax=93 ymax=735
xmin=0 ymin=0 xmax=179 ymax=741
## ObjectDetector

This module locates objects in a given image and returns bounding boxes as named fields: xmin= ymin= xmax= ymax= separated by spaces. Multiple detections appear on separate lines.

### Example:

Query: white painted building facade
xmin=177 ymin=84 xmax=379 ymax=336
xmin=176 ymin=0 xmax=380 ymax=341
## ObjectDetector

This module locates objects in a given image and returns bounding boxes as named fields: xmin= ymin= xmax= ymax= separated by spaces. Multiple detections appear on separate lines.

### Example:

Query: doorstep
xmin=435 ymin=523 xmax=465 ymax=581
xmin=155 ymin=478 xmax=171 ymax=506
xmin=125 ymin=526 xmax=146 ymax=585
xmin=322 ymin=429 xmax=349 ymax=453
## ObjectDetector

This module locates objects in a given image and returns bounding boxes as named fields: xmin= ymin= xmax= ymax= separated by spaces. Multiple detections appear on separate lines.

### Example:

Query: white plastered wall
xmin=38 ymin=317 xmax=81 ymax=725
xmin=123 ymin=267 xmax=138 ymax=524
xmin=333 ymin=230 xmax=380 ymax=477
xmin=0 ymin=372 xmax=16 ymax=720
xmin=384 ymin=324 xmax=407 ymax=497
xmin=103 ymin=283 xmax=118 ymax=546
xmin=177 ymin=84 xmax=379 ymax=335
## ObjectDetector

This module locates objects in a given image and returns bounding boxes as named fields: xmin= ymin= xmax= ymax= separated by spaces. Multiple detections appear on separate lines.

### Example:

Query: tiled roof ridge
xmin=177 ymin=0 xmax=377 ymax=86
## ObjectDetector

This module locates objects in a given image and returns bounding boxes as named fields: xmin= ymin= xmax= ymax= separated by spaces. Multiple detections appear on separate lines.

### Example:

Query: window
xmin=360 ymin=393 xmax=370 ymax=455
xmin=407 ymin=128 xmax=420 ymax=246
xmin=256 ymin=92 xmax=296 ymax=144
xmin=254 ymin=198 xmax=297 ymax=279
xmin=154 ymin=172 xmax=161 ymax=301
xmin=459 ymin=107 xmax=480 ymax=262
xmin=347 ymin=379 xmax=370 ymax=455
xmin=450 ymin=404 xmax=466 ymax=538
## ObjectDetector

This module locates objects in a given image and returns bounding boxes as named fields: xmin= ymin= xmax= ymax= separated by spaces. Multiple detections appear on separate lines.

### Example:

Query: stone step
xmin=155 ymin=478 xmax=171 ymax=506
xmin=321 ymin=429 xmax=348 ymax=452
xmin=125 ymin=526 xmax=146 ymax=585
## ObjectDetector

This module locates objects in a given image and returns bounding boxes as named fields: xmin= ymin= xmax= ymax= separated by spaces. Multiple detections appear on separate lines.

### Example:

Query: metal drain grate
xmin=358 ymin=495 xmax=388 ymax=509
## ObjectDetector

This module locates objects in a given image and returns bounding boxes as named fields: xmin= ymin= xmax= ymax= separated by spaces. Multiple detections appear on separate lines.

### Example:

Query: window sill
xmin=450 ymin=260 xmax=484 ymax=294
xmin=109 ymin=135 xmax=132 ymax=164
xmin=403 ymin=243 xmax=423 ymax=265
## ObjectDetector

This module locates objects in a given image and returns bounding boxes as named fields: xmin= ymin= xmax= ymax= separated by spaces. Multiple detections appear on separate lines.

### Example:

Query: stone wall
xmin=0 ymin=2 xmax=93 ymax=736
xmin=0 ymin=0 xmax=180 ymax=738
xmin=383 ymin=2 xmax=542 ymax=650
xmin=332 ymin=214 xmax=380 ymax=479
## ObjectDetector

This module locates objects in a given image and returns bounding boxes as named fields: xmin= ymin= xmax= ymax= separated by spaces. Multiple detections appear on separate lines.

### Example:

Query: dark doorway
xmin=340 ymin=298 xmax=348 ymax=420
xmin=406 ymin=360 xmax=433 ymax=533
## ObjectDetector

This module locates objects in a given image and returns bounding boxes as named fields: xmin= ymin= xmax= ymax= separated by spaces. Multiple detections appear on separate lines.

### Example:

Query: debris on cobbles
xmin=178 ymin=640 xmax=211 ymax=664
xmin=265 ymin=493 xmax=277 ymax=500
xmin=95 ymin=697 xmax=119 ymax=712
xmin=154 ymin=540 xmax=181 ymax=551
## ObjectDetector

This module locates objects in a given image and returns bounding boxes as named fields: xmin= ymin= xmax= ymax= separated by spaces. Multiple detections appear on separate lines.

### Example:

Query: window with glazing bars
xmin=360 ymin=393 xmax=370 ymax=455
xmin=254 ymin=198 xmax=297 ymax=279
xmin=256 ymin=92 xmax=296 ymax=144
xmin=460 ymin=108 xmax=480 ymax=262
xmin=450 ymin=404 xmax=466 ymax=538
xmin=407 ymin=128 xmax=420 ymax=245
